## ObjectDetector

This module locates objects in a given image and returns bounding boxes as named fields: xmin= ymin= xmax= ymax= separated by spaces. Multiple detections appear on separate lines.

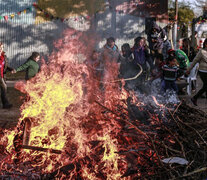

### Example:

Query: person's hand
xmin=11 ymin=69 xmax=16 ymax=74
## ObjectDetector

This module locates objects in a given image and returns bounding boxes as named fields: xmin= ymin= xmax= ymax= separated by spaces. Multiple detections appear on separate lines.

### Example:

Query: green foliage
xmin=169 ymin=3 xmax=195 ymax=25
xmin=178 ymin=6 xmax=194 ymax=25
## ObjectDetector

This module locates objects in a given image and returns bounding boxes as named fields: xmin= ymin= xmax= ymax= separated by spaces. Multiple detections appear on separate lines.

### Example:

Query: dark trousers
xmin=161 ymin=80 xmax=178 ymax=93
xmin=0 ymin=78 xmax=10 ymax=107
xmin=194 ymin=71 xmax=207 ymax=99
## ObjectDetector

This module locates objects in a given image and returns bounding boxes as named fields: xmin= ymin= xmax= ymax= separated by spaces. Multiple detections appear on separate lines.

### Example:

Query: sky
xmin=179 ymin=0 xmax=196 ymax=4
xmin=178 ymin=0 xmax=203 ymax=16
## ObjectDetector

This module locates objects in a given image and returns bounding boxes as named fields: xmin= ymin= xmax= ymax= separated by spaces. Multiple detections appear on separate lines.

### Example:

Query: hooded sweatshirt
xmin=148 ymin=22 xmax=166 ymax=50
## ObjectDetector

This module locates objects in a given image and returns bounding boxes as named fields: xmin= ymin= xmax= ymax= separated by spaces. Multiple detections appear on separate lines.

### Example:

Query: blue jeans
xmin=161 ymin=80 xmax=178 ymax=93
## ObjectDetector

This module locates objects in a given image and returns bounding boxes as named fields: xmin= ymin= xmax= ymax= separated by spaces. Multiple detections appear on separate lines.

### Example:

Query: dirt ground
xmin=0 ymin=72 xmax=206 ymax=130
xmin=0 ymin=87 xmax=24 ymax=129
xmin=0 ymin=72 xmax=25 ymax=129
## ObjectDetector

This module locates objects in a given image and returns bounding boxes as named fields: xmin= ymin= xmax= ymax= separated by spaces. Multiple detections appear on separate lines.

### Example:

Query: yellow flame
xmin=100 ymin=134 xmax=122 ymax=179
xmin=20 ymin=73 xmax=82 ymax=151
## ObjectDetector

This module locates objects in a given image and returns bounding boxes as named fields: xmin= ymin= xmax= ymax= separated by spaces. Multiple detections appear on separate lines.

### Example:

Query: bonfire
xmin=0 ymin=30 xmax=207 ymax=180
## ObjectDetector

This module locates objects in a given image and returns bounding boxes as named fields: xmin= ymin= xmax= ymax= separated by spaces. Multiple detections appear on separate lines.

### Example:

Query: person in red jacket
xmin=0 ymin=42 xmax=13 ymax=109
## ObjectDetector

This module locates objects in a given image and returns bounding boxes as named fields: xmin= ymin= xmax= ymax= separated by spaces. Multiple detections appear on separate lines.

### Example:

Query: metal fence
xmin=0 ymin=1 xmax=167 ymax=68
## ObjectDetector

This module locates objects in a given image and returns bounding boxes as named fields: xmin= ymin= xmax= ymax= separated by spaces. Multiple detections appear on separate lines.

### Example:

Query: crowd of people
xmin=0 ymin=21 xmax=207 ymax=109
xmin=86 ymin=22 xmax=207 ymax=106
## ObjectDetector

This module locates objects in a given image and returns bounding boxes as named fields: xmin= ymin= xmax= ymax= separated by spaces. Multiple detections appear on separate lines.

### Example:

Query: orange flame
xmin=0 ymin=29 xmax=131 ymax=178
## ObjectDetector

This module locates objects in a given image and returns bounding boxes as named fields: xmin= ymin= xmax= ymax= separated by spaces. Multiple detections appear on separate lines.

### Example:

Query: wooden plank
xmin=22 ymin=145 xmax=62 ymax=154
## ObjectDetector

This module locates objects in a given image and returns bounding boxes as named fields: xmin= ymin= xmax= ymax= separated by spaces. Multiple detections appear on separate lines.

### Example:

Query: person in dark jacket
xmin=130 ymin=37 xmax=153 ymax=93
xmin=101 ymin=37 xmax=120 ymax=83
xmin=181 ymin=38 xmax=196 ymax=62
xmin=12 ymin=52 xmax=40 ymax=80
xmin=132 ymin=37 xmax=153 ymax=76
xmin=148 ymin=22 xmax=167 ymax=56
xmin=119 ymin=43 xmax=141 ymax=91
xmin=0 ymin=42 xmax=13 ymax=109
xmin=121 ymin=43 xmax=134 ymax=61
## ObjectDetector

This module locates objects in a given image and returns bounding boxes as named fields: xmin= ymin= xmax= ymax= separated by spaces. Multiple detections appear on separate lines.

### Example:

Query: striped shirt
xmin=162 ymin=64 xmax=178 ymax=81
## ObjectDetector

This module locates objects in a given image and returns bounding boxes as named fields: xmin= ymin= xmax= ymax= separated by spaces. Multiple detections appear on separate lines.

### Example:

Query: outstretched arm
xmin=15 ymin=60 xmax=31 ymax=72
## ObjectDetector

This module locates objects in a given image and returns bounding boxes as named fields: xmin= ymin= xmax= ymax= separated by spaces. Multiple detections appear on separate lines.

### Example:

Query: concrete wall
xmin=0 ymin=0 xmax=168 ymax=68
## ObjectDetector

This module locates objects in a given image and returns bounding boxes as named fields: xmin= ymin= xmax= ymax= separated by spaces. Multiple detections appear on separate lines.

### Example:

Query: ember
xmin=0 ymin=30 xmax=207 ymax=179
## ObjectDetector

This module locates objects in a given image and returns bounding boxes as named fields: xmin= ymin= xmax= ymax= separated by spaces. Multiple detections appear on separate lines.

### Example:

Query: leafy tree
xmin=169 ymin=1 xmax=194 ymax=37
xmin=36 ymin=0 xmax=105 ymax=23
xmin=169 ymin=2 xmax=194 ymax=25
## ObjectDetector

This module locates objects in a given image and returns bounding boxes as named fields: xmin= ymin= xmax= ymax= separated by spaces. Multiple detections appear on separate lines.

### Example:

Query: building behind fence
xmin=0 ymin=0 xmax=168 ymax=68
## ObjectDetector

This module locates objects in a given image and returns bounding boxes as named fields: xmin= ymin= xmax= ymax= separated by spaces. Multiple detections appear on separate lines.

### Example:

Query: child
xmin=150 ymin=53 xmax=165 ymax=94
xmin=121 ymin=43 xmax=134 ymax=61
xmin=151 ymin=53 xmax=165 ymax=81
xmin=12 ymin=52 xmax=40 ymax=80
xmin=168 ymin=49 xmax=189 ymax=76
xmin=161 ymin=56 xmax=179 ymax=93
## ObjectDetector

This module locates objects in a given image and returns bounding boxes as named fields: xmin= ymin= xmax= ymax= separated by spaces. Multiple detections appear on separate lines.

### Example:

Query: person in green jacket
xmin=168 ymin=49 xmax=190 ymax=71
xmin=12 ymin=52 xmax=40 ymax=80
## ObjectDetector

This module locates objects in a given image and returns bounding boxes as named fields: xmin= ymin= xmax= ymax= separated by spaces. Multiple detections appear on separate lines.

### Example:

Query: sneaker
xmin=3 ymin=104 xmax=13 ymax=109
xmin=191 ymin=98 xmax=197 ymax=106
